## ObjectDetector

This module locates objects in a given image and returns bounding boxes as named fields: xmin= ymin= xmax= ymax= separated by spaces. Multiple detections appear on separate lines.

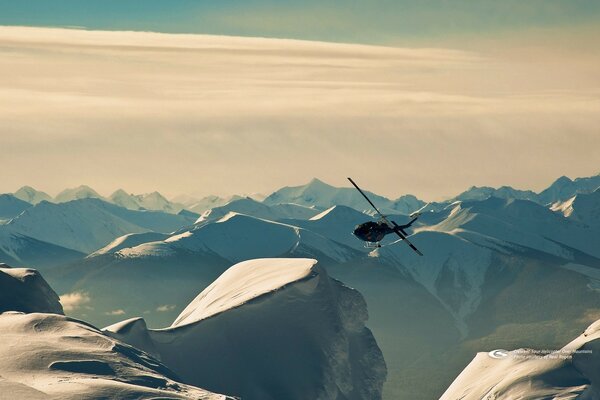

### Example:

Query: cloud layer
xmin=1 ymin=26 xmax=599 ymax=200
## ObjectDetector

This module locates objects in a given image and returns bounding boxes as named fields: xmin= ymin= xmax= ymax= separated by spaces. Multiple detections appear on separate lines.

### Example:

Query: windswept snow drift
xmin=105 ymin=258 xmax=387 ymax=400
xmin=0 ymin=266 xmax=230 ymax=400
xmin=441 ymin=319 xmax=600 ymax=399
xmin=0 ymin=313 xmax=230 ymax=400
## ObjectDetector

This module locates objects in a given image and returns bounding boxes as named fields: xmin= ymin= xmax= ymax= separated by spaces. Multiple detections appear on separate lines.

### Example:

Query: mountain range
xmin=0 ymin=172 xmax=599 ymax=399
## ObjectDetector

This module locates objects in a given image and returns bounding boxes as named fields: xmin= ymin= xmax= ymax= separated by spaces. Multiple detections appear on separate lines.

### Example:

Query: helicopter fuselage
xmin=352 ymin=221 xmax=394 ymax=243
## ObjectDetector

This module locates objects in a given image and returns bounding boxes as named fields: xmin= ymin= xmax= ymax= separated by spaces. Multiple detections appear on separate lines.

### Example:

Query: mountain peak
xmin=55 ymin=185 xmax=103 ymax=203
xmin=109 ymin=189 xmax=130 ymax=198
xmin=13 ymin=186 xmax=52 ymax=205
xmin=306 ymin=178 xmax=334 ymax=189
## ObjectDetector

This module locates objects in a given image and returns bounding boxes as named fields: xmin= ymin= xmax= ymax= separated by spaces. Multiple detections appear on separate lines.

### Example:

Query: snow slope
xmin=552 ymin=188 xmax=600 ymax=228
xmin=0 ymin=313 xmax=230 ymax=400
xmin=105 ymin=258 xmax=387 ymax=400
xmin=0 ymin=194 xmax=31 ymax=220
xmin=13 ymin=186 xmax=52 ymax=205
xmin=0 ymin=266 xmax=63 ymax=314
xmin=90 ymin=232 xmax=171 ymax=256
xmin=0 ymin=265 xmax=230 ymax=399
xmin=2 ymin=199 xmax=191 ymax=254
xmin=441 ymin=318 xmax=600 ymax=400
xmin=0 ymin=230 xmax=85 ymax=269
xmin=538 ymin=174 xmax=600 ymax=205
xmin=423 ymin=196 xmax=600 ymax=260
xmin=379 ymin=230 xmax=492 ymax=336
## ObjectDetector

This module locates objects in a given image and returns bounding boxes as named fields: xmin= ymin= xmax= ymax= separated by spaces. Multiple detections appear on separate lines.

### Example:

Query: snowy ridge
xmin=196 ymin=197 xmax=319 ymax=223
xmin=173 ymin=258 xmax=317 ymax=326
xmin=117 ymin=212 xmax=357 ymax=263
xmin=423 ymin=197 xmax=600 ymax=260
xmin=105 ymin=258 xmax=387 ymax=400
xmin=90 ymin=232 xmax=171 ymax=256
xmin=0 ymin=313 xmax=230 ymax=400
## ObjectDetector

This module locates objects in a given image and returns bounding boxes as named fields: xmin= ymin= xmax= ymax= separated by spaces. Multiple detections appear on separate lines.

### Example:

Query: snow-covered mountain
xmin=538 ymin=173 xmax=600 ymax=205
xmin=109 ymin=189 xmax=183 ymax=213
xmin=423 ymin=196 xmax=600 ymax=260
xmin=0 ymin=259 xmax=385 ymax=400
xmin=104 ymin=258 xmax=387 ymax=400
xmin=441 ymin=318 xmax=600 ymax=399
xmin=3 ymin=172 xmax=600 ymax=400
xmin=0 ymin=194 xmax=31 ymax=221
xmin=54 ymin=185 xmax=104 ymax=203
xmin=13 ymin=186 xmax=52 ymax=205
xmin=551 ymin=188 xmax=600 ymax=228
xmin=0 ymin=230 xmax=84 ymax=268
xmin=187 ymin=194 xmax=244 ymax=214
xmin=263 ymin=178 xmax=425 ymax=215
xmin=453 ymin=185 xmax=538 ymax=202
xmin=197 ymin=197 xmax=319 ymax=223
xmin=115 ymin=212 xmax=358 ymax=264
xmin=1 ymin=198 xmax=191 ymax=254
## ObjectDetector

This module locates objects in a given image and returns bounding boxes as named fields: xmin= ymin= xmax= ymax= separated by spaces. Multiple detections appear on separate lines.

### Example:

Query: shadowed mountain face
xmin=1 ymin=173 xmax=599 ymax=399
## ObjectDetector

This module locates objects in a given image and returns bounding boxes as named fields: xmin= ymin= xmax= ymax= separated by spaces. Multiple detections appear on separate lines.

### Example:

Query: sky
xmin=1 ymin=2 xmax=599 ymax=201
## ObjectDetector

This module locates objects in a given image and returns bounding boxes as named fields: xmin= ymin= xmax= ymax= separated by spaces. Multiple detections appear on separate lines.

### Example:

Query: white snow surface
xmin=104 ymin=257 xmax=387 ymax=400
xmin=118 ymin=212 xmax=356 ymax=263
xmin=173 ymin=258 xmax=317 ymax=326
xmin=423 ymin=197 xmax=600 ymax=260
xmin=1 ymin=198 xmax=190 ymax=254
xmin=441 ymin=318 xmax=600 ymax=400
xmin=0 ymin=313 xmax=229 ymax=400
xmin=3 ymin=200 xmax=147 ymax=254
xmin=90 ymin=232 xmax=170 ymax=256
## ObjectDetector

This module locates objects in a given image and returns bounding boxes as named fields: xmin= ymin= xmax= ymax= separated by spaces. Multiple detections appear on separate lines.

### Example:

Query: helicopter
xmin=348 ymin=177 xmax=423 ymax=256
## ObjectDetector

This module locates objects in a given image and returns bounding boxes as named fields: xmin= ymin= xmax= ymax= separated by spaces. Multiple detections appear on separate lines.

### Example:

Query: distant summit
xmin=13 ymin=186 xmax=52 ymax=205
xmin=54 ymin=185 xmax=103 ymax=203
